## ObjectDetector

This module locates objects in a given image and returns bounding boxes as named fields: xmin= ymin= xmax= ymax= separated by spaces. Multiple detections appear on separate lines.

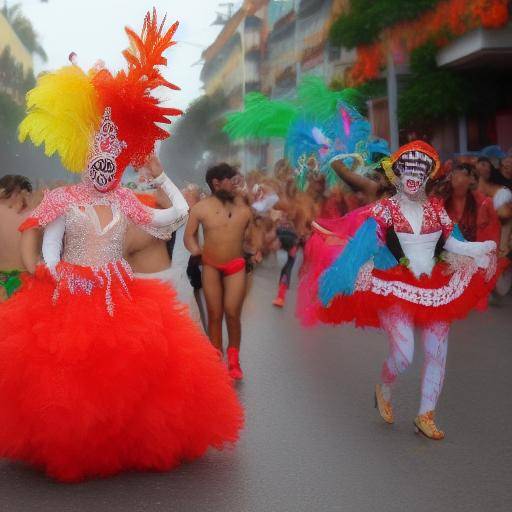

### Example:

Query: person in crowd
xmin=476 ymin=157 xmax=512 ymax=222
xmin=184 ymin=163 xmax=253 ymax=380
xmin=0 ymin=175 xmax=41 ymax=301
xmin=497 ymin=156 xmax=512 ymax=188
xmin=125 ymin=161 xmax=202 ymax=326
xmin=271 ymin=171 xmax=321 ymax=308
xmin=435 ymin=163 xmax=500 ymax=244
xmin=476 ymin=157 xmax=512 ymax=286
xmin=181 ymin=183 xmax=208 ymax=327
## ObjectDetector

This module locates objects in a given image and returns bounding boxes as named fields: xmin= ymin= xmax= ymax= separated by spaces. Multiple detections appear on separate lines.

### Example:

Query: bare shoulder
xmin=235 ymin=197 xmax=252 ymax=218
xmin=190 ymin=197 xmax=212 ymax=217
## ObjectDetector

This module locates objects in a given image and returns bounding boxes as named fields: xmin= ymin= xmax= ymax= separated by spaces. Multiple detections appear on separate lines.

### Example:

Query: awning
xmin=437 ymin=24 xmax=512 ymax=69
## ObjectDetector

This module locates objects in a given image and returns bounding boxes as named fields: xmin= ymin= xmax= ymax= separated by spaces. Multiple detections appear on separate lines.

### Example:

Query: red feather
xmin=92 ymin=9 xmax=182 ymax=171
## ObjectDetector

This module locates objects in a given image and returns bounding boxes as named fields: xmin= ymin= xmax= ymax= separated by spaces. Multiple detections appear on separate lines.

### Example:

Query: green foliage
xmin=0 ymin=46 xmax=36 ymax=98
xmin=1 ymin=3 xmax=47 ymax=60
xmin=0 ymin=91 xmax=25 ymax=140
xmin=398 ymin=42 xmax=469 ymax=128
xmin=330 ymin=0 xmax=441 ymax=49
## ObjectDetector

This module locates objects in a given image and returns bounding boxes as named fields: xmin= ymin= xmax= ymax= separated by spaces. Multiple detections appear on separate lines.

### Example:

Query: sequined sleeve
xmin=431 ymin=197 xmax=454 ymax=239
xmin=19 ymin=186 xmax=73 ymax=232
xmin=371 ymin=199 xmax=393 ymax=233
xmin=120 ymin=175 xmax=188 ymax=241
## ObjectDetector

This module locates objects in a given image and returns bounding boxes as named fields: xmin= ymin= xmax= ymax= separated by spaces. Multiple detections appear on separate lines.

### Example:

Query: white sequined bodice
xmin=63 ymin=205 xmax=127 ymax=267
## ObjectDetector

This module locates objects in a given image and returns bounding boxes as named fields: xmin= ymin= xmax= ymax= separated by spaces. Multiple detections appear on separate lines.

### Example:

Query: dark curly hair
xmin=0 ymin=174 xmax=33 ymax=199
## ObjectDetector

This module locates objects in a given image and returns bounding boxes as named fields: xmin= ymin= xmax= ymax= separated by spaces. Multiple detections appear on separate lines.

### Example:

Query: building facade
xmin=199 ymin=0 xmax=355 ymax=172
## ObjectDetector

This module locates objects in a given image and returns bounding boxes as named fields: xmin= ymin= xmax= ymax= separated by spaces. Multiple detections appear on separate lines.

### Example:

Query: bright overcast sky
xmin=17 ymin=0 xmax=228 ymax=112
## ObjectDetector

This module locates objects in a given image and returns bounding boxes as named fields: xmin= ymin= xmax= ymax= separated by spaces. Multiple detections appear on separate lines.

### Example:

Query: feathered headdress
xmin=381 ymin=140 xmax=441 ymax=185
xmin=18 ymin=9 xmax=182 ymax=189
xmin=224 ymin=77 xmax=389 ymax=190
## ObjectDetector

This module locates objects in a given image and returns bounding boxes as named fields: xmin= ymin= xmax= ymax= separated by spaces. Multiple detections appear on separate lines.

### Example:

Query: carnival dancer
xmin=0 ymin=11 xmax=243 ymax=482
xmin=184 ymin=163 xmax=253 ymax=380
xmin=298 ymin=141 xmax=497 ymax=440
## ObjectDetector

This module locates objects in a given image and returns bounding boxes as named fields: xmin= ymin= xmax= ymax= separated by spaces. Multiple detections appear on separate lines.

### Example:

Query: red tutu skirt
xmin=0 ymin=264 xmax=243 ymax=482
xmin=297 ymin=225 xmax=499 ymax=329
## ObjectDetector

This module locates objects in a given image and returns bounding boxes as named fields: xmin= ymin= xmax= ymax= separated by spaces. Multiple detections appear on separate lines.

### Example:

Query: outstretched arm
xmin=331 ymin=158 xmax=378 ymax=199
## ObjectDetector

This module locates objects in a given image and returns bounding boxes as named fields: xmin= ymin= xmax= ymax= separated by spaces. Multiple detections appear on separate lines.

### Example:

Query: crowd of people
xmin=2 ymin=150 xmax=511 ymax=364
xmin=196 ymin=152 xmax=512 ymax=308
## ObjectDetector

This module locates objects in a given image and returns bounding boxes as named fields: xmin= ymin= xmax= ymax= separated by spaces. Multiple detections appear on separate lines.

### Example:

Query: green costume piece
xmin=0 ymin=270 xmax=22 ymax=298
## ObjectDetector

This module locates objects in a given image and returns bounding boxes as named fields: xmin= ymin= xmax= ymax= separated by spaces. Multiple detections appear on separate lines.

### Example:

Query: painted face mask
xmin=395 ymin=150 xmax=434 ymax=198
xmin=86 ymin=107 xmax=127 ymax=193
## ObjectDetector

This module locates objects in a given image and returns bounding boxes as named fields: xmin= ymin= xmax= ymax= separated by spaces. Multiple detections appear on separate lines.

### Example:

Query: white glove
xmin=42 ymin=216 xmax=65 ymax=278
xmin=444 ymin=236 xmax=496 ymax=258
xmin=148 ymin=173 xmax=189 ymax=229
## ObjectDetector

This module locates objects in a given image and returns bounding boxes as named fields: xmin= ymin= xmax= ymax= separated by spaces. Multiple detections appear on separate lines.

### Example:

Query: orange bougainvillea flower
xmin=347 ymin=0 xmax=510 ymax=85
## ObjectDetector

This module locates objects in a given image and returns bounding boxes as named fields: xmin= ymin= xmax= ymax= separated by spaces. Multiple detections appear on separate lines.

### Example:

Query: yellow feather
xmin=381 ymin=157 xmax=397 ymax=185
xmin=18 ymin=66 xmax=101 ymax=173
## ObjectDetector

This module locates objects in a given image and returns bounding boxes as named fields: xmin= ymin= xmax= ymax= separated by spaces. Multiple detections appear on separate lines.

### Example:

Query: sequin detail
xmin=52 ymin=260 xmax=133 ymax=317
xmin=372 ymin=196 xmax=454 ymax=236
xmin=49 ymin=205 xmax=134 ymax=316
xmin=25 ymin=180 xmax=179 ymax=240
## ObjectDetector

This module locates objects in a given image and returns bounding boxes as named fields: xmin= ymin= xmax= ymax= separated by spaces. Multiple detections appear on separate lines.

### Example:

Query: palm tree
xmin=1 ymin=2 xmax=47 ymax=61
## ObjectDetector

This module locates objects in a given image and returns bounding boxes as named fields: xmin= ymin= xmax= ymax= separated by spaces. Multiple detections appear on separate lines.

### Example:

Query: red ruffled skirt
xmin=297 ymin=226 xmax=499 ymax=329
xmin=0 ymin=263 xmax=243 ymax=482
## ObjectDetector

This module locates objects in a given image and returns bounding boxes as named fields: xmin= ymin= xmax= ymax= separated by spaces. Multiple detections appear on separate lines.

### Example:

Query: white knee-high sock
xmin=419 ymin=322 xmax=449 ymax=415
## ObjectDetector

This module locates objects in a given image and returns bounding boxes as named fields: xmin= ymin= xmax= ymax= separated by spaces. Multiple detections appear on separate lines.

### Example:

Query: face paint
xmin=394 ymin=150 xmax=433 ymax=199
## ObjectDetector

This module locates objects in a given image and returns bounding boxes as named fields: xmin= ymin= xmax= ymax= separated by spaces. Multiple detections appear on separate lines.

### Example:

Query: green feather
xmin=223 ymin=93 xmax=298 ymax=140
xmin=297 ymin=76 xmax=362 ymax=121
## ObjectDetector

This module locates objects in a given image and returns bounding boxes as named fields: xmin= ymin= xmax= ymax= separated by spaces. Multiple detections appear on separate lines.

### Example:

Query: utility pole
xmin=386 ymin=52 xmax=399 ymax=152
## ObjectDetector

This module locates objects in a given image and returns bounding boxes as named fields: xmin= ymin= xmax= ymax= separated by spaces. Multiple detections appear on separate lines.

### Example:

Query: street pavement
xmin=1 ymin=253 xmax=511 ymax=512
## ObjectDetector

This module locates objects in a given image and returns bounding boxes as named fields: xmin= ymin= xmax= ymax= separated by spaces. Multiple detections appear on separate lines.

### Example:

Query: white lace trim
xmin=355 ymin=255 xmax=481 ymax=307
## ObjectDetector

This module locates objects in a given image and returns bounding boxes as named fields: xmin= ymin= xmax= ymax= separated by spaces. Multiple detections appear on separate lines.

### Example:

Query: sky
xmin=16 ymin=0 xmax=229 ymax=112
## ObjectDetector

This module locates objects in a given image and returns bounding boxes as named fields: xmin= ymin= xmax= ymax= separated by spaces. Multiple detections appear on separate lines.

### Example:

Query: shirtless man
xmin=124 ymin=156 xmax=204 ymax=326
xmin=0 ymin=175 xmax=41 ymax=301
xmin=184 ymin=163 xmax=252 ymax=380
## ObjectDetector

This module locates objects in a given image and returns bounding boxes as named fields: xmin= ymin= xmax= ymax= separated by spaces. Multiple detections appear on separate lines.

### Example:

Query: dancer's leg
xmin=419 ymin=322 xmax=449 ymax=415
xmin=202 ymin=265 xmax=224 ymax=352
xmin=273 ymin=245 xmax=298 ymax=307
xmin=379 ymin=308 xmax=415 ymax=400
xmin=223 ymin=269 xmax=246 ymax=380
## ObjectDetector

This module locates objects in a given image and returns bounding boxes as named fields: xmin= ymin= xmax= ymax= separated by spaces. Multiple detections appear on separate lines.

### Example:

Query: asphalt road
xmin=1 ymin=254 xmax=511 ymax=512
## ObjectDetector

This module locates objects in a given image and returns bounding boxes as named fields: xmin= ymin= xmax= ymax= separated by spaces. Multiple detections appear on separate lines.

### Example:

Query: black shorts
xmin=186 ymin=255 xmax=202 ymax=290
xmin=277 ymin=228 xmax=298 ymax=251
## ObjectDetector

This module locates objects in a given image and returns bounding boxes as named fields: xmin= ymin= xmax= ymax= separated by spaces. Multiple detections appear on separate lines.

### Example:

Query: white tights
xmin=379 ymin=309 xmax=449 ymax=415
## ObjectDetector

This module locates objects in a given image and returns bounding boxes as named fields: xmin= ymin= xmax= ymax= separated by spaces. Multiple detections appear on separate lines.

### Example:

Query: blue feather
xmin=374 ymin=245 xmax=397 ymax=270
xmin=319 ymin=218 xmax=380 ymax=306
xmin=452 ymin=224 xmax=467 ymax=242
